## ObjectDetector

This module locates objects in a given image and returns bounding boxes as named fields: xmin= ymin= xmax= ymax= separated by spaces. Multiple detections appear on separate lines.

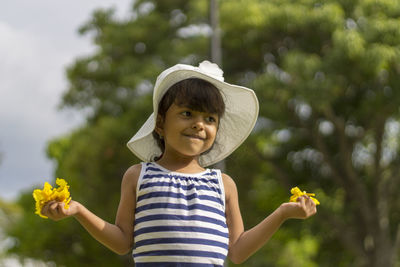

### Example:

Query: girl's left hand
xmin=279 ymin=196 xmax=317 ymax=220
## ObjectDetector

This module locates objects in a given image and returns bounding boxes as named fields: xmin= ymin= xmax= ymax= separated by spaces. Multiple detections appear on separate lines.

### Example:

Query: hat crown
xmin=198 ymin=60 xmax=224 ymax=82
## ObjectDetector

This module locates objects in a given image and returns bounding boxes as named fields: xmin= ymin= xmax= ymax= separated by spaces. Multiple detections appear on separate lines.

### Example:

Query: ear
xmin=155 ymin=114 xmax=164 ymax=137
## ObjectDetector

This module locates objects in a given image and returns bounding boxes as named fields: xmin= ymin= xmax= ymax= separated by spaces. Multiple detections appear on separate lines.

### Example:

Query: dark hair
xmin=152 ymin=78 xmax=225 ymax=160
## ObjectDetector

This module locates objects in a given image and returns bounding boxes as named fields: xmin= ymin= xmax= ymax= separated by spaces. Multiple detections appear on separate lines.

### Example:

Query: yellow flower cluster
xmin=290 ymin=186 xmax=320 ymax=205
xmin=32 ymin=178 xmax=71 ymax=219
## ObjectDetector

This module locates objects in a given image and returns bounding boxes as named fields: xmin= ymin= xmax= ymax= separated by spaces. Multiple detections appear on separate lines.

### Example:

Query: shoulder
xmin=121 ymin=164 xmax=143 ymax=192
xmin=220 ymin=172 xmax=238 ymax=201
xmin=124 ymin=163 xmax=142 ymax=178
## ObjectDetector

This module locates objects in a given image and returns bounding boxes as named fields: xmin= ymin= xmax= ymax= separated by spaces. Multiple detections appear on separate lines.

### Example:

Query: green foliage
xmin=5 ymin=0 xmax=400 ymax=266
xmin=277 ymin=235 xmax=319 ymax=267
xmin=0 ymin=198 xmax=21 ymax=262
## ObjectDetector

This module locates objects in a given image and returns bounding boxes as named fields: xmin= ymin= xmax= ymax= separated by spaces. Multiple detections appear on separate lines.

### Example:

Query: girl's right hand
xmin=41 ymin=200 xmax=80 ymax=221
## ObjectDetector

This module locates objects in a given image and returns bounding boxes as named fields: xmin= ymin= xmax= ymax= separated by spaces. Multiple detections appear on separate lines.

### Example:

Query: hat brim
xmin=127 ymin=63 xmax=259 ymax=167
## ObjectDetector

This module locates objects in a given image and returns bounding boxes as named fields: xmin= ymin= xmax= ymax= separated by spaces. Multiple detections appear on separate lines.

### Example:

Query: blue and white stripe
xmin=133 ymin=162 xmax=229 ymax=266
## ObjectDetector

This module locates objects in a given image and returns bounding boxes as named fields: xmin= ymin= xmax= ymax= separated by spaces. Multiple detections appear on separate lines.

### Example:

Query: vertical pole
xmin=210 ymin=0 xmax=222 ymax=67
xmin=210 ymin=1 xmax=226 ymax=175
xmin=210 ymin=5 xmax=227 ymax=267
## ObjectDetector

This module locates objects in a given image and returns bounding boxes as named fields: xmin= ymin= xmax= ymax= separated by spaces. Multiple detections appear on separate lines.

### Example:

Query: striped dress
xmin=133 ymin=162 xmax=229 ymax=266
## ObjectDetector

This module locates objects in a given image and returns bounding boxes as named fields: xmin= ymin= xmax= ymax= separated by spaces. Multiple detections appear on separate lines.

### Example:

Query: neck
xmin=155 ymin=155 xmax=204 ymax=173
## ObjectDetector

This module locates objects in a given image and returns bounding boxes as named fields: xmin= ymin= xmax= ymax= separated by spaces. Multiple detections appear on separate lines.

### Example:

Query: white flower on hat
xmin=198 ymin=60 xmax=224 ymax=82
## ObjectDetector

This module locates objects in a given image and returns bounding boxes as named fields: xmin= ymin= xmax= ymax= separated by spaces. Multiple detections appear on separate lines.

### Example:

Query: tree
xmin=221 ymin=0 xmax=400 ymax=266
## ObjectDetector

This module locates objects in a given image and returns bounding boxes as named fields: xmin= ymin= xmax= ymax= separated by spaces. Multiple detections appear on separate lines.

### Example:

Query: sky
xmin=0 ymin=0 xmax=132 ymax=201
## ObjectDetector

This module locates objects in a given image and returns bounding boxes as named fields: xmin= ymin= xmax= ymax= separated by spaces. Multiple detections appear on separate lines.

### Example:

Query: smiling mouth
xmin=183 ymin=134 xmax=205 ymax=140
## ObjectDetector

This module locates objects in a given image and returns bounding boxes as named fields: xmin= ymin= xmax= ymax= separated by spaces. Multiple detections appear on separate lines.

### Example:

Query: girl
xmin=42 ymin=61 xmax=317 ymax=266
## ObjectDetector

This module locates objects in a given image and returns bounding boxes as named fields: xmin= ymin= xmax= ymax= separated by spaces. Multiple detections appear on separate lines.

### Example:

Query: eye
xmin=206 ymin=115 xmax=218 ymax=123
xmin=181 ymin=111 xmax=192 ymax=117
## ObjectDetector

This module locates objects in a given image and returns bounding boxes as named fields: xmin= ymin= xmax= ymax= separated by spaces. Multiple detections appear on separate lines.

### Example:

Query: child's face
xmin=156 ymin=103 xmax=219 ymax=160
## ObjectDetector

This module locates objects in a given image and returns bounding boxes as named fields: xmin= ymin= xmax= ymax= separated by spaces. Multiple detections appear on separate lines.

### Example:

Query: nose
xmin=191 ymin=118 xmax=204 ymax=130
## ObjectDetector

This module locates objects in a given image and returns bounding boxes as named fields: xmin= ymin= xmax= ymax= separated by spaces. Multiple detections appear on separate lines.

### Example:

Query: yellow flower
xmin=32 ymin=178 xmax=71 ymax=219
xmin=290 ymin=186 xmax=320 ymax=205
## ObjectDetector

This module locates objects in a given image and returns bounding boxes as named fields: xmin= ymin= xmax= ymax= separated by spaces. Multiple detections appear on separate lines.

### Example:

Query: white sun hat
xmin=127 ymin=60 xmax=259 ymax=167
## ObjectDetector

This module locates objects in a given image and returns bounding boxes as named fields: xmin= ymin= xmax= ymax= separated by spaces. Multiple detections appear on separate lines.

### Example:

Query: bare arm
xmin=42 ymin=164 xmax=140 ymax=255
xmin=223 ymin=173 xmax=317 ymax=264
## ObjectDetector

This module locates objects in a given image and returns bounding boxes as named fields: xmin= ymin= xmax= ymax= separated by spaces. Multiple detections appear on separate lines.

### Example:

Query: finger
xmin=58 ymin=202 xmax=68 ymax=216
xmin=305 ymin=196 xmax=313 ymax=206
xmin=52 ymin=202 xmax=66 ymax=217
xmin=48 ymin=202 xmax=59 ymax=217
xmin=41 ymin=200 xmax=55 ymax=216
xmin=50 ymin=201 xmax=60 ymax=211
xmin=56 ymin=202 xmax=62 ymax=214
xmin=305 ymin=198 xmax=317 ymax=215
xmin=298 ymin=196 xmax=306 ymax=206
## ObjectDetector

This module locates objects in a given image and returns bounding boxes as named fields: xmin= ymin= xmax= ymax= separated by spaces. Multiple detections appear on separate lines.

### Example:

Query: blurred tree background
xmin=4 ymin=0 xmax=400 ymax=266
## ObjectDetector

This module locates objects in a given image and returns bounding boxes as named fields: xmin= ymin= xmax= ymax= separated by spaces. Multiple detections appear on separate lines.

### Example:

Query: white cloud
xmin=0 ymin=21 xmax=79 ymax=200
